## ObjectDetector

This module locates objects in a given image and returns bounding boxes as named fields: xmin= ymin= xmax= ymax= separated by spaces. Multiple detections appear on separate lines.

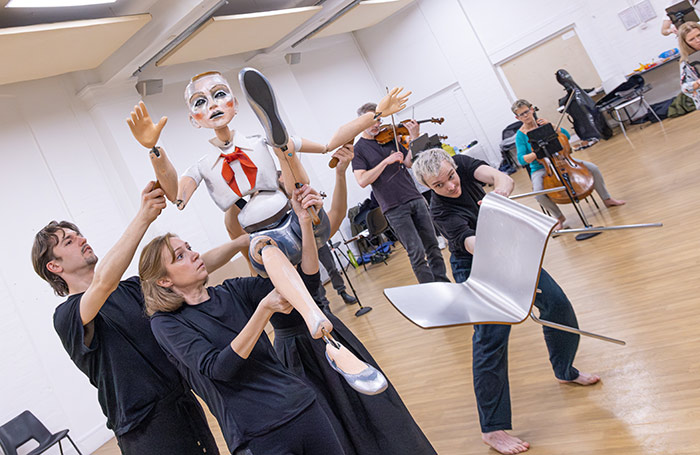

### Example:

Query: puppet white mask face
xmin=186 ymin=74 xmax=237 ymax=130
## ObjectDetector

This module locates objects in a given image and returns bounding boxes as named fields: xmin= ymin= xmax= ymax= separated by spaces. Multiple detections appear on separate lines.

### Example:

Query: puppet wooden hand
xmin=126 ymin=101 xmax=168 ymax=149
xmin=376 ymin=87 xmax=411 ymax=117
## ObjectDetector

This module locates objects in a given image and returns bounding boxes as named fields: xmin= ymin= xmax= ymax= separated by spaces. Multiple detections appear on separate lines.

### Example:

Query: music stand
xmin=327 ymin=239 xmax=372 ymax=317
xmin=409 ymin=133 xmax=442 ymax=160
xmin=666 ymin=0 xmax=699 ymax=27
xmin=525 ymin=123 xmax=662 ymax=240
xmin=527 ymin=123 xmax=601 ymax=241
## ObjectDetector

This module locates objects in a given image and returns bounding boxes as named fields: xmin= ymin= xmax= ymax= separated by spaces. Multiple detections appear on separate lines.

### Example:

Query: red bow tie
xmin=220 ymin=147 xmax=258 ymax=198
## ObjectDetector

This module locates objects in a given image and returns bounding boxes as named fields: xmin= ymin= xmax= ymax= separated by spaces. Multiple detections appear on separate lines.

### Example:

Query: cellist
xmin=512 ymin=99 xmax=625 ymax=230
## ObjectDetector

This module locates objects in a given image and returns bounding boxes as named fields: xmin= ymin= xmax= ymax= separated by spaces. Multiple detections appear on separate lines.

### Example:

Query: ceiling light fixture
xmin=6 ymin=0 xmax=117 ymax=7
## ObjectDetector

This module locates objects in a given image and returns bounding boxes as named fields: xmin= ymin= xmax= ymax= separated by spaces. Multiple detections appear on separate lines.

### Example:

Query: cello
xmin=537 ymin=96 xmax=594 ymax=204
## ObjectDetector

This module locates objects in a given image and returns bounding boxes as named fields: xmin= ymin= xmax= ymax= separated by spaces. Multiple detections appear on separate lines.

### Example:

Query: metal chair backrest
xmin=467 ymin=192 xmax=557 ymax=322
xmin=0 ymin=410 xmax=52 ymax=455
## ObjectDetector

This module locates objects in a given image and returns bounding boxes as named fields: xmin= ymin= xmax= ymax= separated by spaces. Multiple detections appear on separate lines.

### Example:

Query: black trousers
xmin=451 ymin=256 xmax=580 ymax=433
xmin=234 ymin=402 xmax=344 ymax=455
xmin=116 ymin=390 xmax=219 ymax=455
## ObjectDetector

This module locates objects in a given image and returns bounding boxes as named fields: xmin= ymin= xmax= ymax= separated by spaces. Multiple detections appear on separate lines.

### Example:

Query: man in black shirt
xmin=352 ymin=102 xmax=448 ymax=284
xmin=412 ymin=148 xmax=600 ymax=455
xmin=31 ymin=182 xmax=244 ymax=454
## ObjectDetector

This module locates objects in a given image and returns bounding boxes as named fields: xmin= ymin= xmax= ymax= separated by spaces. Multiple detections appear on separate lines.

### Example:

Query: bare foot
xmin=482 ymin=430 xmax=530 ymax=454
xmin=603 ymin=197 xmax=626 ymax=207
xmin=558 ymin=371 xmax=601 ymax=385
xmin=553 ymin=216 xmax=566 ymax=231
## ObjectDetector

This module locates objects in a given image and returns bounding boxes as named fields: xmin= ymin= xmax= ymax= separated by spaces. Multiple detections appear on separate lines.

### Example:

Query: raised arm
xmin=126 ymin=101 xmax=179 ymax=202
xmin=291 ymin=184 xmax=324 ymax=275
xmin=326 ymin=144 xmax=354 ymax=236
xmin=80 ymin=182 xmax=165 ymax=325
xmin=201 ymin=234 xmax=251 ymax=273
xmin=661 ymin=18 xmax=677 ymax=36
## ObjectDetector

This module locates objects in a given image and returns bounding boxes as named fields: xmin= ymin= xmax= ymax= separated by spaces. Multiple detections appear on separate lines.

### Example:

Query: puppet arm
xmin=126 ymin=101 xmax=180 ymax=202
xmin=175 ymin=176 xmax=198 ymax=210
xmin=294 ymin=87 xmax=412 ymax=154
xmin=201 ymin=234 xmax=250 ymax=273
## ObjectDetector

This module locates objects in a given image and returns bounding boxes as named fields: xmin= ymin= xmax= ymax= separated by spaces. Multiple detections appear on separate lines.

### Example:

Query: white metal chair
xmin=383 ymin=192 xmax=624 ymax=345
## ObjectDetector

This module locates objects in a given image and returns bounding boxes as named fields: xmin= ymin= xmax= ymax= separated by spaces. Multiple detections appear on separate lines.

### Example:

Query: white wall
xmin=0 ymin=0 xmax=681 ymax=452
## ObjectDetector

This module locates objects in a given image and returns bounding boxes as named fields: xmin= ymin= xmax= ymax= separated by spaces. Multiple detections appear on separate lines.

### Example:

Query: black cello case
xmin=556 ymin=69 xmax=613 ymax=141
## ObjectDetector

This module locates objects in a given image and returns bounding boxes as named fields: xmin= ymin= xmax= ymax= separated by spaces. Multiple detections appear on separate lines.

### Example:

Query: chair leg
xmin=58 ymin=440 xmax=64 ymax=455
xmin=66 ymin=436 xmax=83 ymax=455
xmin=615 ymin=109 xmax=634 ymax=148
xmin=590 ymin=193 xmax=600 ymax=209
xmin=643 ymin=99 xmax=667 ymax=136
xmin=529 ymin=310 xmax=626 ymax=345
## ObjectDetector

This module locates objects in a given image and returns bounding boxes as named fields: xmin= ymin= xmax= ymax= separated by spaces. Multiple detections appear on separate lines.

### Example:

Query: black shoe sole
xmin=239 ymin=68 xmax=288 ymax=147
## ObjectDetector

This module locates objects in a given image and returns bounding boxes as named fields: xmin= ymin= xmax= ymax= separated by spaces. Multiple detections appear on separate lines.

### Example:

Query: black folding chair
xmin=0 ymin=410 xmax=82 ymax=455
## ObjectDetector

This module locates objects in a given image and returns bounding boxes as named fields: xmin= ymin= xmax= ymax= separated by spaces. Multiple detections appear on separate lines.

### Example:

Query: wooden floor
xmin=96 ymin=113 xmax=700 ymax=454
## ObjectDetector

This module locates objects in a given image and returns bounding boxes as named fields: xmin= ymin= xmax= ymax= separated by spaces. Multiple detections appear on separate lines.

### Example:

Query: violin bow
xmin=387 ymin=87 xmax=404 ymax=165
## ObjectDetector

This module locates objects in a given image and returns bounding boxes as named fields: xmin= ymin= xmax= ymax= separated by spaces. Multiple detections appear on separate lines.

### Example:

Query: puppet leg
xmin=254 ymin=240 xmax=387 ymax=394
xmin=254 ymin=240 xmax=332 ymax=339
xmin=239 ymin=67 xmax=309 ymax=195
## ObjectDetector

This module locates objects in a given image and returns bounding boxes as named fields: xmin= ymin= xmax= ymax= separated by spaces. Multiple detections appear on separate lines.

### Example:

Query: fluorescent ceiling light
xmin=6 ymin=0 xmax=117 ymax=7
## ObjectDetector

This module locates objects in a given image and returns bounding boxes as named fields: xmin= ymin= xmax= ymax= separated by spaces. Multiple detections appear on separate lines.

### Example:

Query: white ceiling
xmin=0 ymin=0 xmax=414 ymax=87
xmin=156 ymin=6 xmax=322 ymax=67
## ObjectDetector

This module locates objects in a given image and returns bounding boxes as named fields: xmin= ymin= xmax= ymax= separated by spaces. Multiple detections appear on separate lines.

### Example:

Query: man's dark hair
xmin=31 ymin=221 xmax=81 ymax=297
xmin=357 ymin=102 xmax=377 ymax=117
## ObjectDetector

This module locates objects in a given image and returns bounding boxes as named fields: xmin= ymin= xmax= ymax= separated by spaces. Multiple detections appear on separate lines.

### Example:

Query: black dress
xmin=270 ymin=271 xmax=436 ymax=455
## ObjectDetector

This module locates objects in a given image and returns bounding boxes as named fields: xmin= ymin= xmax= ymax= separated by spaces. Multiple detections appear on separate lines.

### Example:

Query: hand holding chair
xmin=384 ymin=192 xmax=624 ymax=345
xmin=0 ymin=410 xmax=83 ymax=455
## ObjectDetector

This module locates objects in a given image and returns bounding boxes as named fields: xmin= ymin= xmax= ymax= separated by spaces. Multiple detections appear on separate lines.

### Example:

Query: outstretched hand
xmin=377 ymin=87 xmax=411 ymax=117
xmin=127 ymin=101 xmax=168 ymax=149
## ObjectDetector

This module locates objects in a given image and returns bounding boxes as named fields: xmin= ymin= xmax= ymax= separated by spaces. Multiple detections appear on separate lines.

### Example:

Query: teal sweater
xmin=515 ymin=128 xmax=570 ymax=173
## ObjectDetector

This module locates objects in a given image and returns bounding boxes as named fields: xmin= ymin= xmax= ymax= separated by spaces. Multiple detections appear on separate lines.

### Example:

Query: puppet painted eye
xmin=214 ymin=90 xmax=228 ymax=99
xmin=193 ymin=98 xmax=206 ymax=108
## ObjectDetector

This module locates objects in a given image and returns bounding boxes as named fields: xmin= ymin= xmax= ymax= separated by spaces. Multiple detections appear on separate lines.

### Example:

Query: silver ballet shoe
xmin=238 ymin=67 xmax=289 ymax=149
xmin=324 ymin=344 xmax=388 ymax=396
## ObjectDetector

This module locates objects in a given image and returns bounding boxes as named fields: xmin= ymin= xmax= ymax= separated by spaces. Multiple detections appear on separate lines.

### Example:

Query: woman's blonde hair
xmin=139 ymin=233 xmax=185 ymax=316
xmin=679 ymin=22 xmax=700 ymax=62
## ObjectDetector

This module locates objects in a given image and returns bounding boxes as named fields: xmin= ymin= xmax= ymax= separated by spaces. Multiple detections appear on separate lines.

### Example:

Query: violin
xmin=535 ymin=98 xmax=594 ymax=204
xmin=375 ymin=117 xmax=444 ymax=145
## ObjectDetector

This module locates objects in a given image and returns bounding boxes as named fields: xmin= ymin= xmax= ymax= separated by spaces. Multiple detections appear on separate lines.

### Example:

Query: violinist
xmin=512 ymin=99 xmax=625 ymax=231
xmin=352 ymin=102 xmax=449 ymax=284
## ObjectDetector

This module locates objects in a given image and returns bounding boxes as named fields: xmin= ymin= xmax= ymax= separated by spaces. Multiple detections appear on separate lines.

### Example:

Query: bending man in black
xmin=412 ymin=148 xmax=600 ymax=455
